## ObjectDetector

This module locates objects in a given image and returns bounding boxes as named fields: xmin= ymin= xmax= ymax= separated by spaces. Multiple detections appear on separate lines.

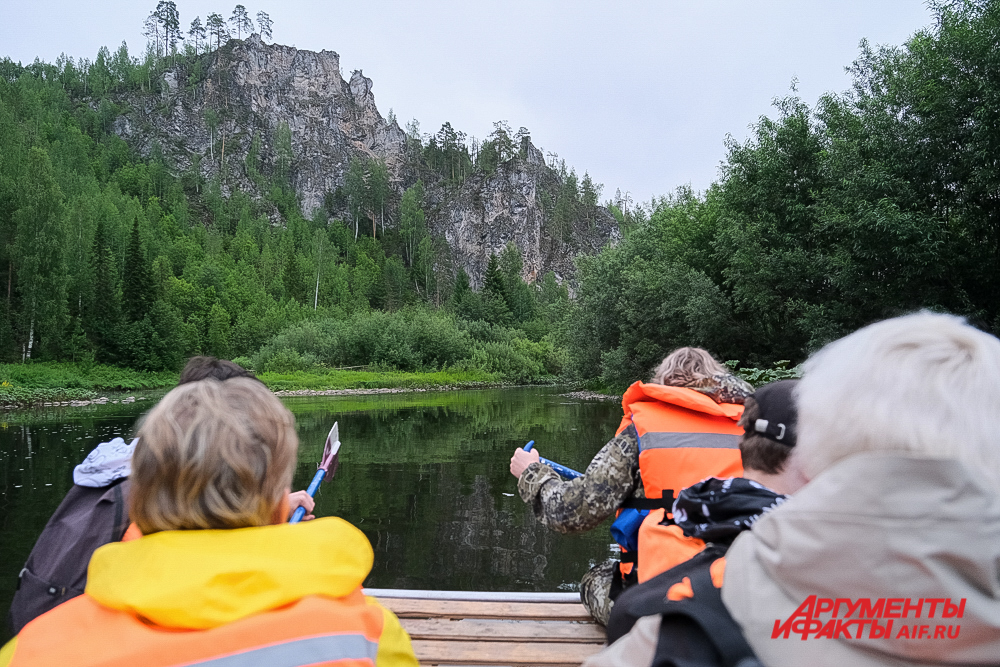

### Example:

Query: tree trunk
xmin=24 ymin=313 xmax=35 ymax=361
xmin=314 ymin=267 xmax=320 ymax=310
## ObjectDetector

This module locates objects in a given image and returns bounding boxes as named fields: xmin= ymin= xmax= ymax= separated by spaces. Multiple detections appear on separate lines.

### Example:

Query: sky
xmin=1 ymin=1 xmax=934 ymax=204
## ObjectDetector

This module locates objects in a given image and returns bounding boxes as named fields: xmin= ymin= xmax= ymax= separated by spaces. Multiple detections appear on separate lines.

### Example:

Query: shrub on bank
xmin=252 ymin=310 xmax=473 ymax=373
xmin=252 ymin=309 xmax=562 ymax=383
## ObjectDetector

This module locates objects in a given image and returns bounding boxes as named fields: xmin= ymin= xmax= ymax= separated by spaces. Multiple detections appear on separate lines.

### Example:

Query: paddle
xmin=523 ymin=440 xmax=583 ymax=479
xmin=290 ymin=422 xmax=341 ymax=523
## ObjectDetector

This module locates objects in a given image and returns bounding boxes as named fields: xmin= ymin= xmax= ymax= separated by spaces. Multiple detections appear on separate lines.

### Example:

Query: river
xmin=0 ymin=387 xmax=621 ymax=642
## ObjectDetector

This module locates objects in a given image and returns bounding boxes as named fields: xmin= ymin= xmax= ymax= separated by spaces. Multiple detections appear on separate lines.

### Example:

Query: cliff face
xmin=114 ymin=35 xmax=618 ymax=285
xmin=426 ymin=146 xmax=618 ymax=286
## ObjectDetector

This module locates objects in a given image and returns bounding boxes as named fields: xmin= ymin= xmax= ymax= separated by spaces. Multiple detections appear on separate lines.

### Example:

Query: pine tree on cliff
xmin=154 ymin=1 xmax=183 ymax=62
xmin=206 ymin=13 xmax=228 ymax=50
xmin=229 ymin=5 xmax=253 ymax=40
xmin=188 ymin=17 xmax=206 ymax=54
xmin=256 ymin=11 xmax=273 ymax=41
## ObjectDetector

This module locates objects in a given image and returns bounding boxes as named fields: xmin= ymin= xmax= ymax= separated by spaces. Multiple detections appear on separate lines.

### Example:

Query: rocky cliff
xmin=113 ymin=35 xmax=619 ymax=286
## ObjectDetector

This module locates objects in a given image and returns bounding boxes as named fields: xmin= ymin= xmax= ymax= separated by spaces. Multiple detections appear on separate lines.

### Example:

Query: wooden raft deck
xmin=365 ymin=589 xmax=607 ymax=667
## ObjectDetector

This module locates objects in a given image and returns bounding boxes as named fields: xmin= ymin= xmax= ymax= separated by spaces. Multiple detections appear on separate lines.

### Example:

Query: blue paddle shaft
xmin=289 ymin=468 xmax=326 ymax=524
xmin=522 ymin=441 xmax=583 ymax=480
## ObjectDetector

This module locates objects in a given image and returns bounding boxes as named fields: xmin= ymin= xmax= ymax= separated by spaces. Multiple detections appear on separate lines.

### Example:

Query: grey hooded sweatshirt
xmin=723 ymin=452 xmax=1000 ymax=666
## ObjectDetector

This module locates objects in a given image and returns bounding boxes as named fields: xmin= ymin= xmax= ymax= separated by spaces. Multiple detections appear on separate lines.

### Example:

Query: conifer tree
xmin=256 ymin=11 xmax=273 ymax=41
xmin=88 ymin=218 xmax=122 ymax=361
xmin=188 ymin=17 xmax=206 ymax=54
xmin=123 ymin=216 xmax=153 ymax=322
xmin=206 ymin=13 xmax=228 ymax=50
xmin=230 ymin=5 xmax=253 ymax=40
xmin=499 ymin=243 xmax=535 ymax=323
xmin=282 ymin=243 xmax=306 ymax=303
xmin=154 ymin=1 xmax=182 ymax=61
xmin=483 ymin=253 xmax=505 ymax=300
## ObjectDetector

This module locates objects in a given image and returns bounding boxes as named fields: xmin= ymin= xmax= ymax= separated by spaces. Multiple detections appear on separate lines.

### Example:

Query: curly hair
xmin=651 ymin=347 xmax=729 ymax=386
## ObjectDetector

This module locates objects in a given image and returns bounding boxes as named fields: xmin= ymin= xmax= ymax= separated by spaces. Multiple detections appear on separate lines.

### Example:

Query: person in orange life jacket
xmin=509 ymin=347 xmax=754 ymax=625
xmin=581 ymin=380 xmax=807 ymax=667
xmin=0 ymin=377 xmax=418 ymax=667
xmin=7 ymin=356 xmax=317 ymax=635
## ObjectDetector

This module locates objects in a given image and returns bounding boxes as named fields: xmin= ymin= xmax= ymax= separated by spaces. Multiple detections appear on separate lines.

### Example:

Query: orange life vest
xmin=615 ymin=381 xmax=744 ymax=584
xmin=7 ymin=589 xmax=386 ymax=667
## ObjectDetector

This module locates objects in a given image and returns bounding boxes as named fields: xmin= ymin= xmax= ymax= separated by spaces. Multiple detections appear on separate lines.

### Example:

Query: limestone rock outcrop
xmin=113 ymin=35 xmax=619 ymax=285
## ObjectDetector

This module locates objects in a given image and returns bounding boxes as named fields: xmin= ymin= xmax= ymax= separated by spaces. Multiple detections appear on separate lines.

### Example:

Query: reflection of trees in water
xmin=0 ymin=408 xmax=149 ymax=644
xmin=289 ymin=388 xmax=620 ymax=591
xmin=0 ymin=387 xmax=621 ymax=620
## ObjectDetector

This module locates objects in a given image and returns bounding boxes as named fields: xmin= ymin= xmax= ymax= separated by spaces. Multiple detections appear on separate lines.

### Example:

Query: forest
xmin=2 ymin=0 xmax=999 ymax=392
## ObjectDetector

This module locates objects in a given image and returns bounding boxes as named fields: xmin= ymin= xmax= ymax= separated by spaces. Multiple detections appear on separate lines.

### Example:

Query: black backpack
xmin=607 ymin=544 xmax=763 ymax=667
xmin=8 ymin=478 xmax=131 ymax=634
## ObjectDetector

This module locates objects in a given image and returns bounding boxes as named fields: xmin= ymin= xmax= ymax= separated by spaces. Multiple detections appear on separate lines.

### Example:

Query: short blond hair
xmin=796 ymin=311 xmax=1000 ymax=491
xmin=651 ymin=347 xmax=729 ymax=386
xmin=130 ymin=378 xmax=298 ymax=534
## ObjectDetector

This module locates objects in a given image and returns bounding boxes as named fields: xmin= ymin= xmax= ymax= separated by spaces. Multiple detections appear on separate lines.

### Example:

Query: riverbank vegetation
xmin=0 ymin=362 xmax=176 ymax=405
xmin=2 ymin=1 xmax=999 ymax=394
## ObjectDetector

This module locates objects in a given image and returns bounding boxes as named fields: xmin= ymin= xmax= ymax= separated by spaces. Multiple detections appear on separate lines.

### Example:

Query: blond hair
xmin=651 ymin=347 xmax=729 ymax=386
xmin=130 ymin=378 xmax=298 ymax=534
xmin=796 ymin=311 xmax=1000 ymax=491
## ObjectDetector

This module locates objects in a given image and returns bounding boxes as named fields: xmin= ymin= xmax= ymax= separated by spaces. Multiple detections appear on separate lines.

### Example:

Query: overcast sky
xmin=2 ymin=1 xmax=933 ymax=204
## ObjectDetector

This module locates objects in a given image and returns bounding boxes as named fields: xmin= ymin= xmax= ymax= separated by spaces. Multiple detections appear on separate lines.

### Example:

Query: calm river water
xmin=0 ymin=387 xmax=621 ymax=642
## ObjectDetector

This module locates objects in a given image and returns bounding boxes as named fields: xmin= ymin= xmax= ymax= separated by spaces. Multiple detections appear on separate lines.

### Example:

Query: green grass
xmin=0 ymin=362 xmax=178 ymax=406
xmin=257 ymin=368 xmax=502 ymax=391
xmin=0 ymin=362 xmax=548 ymax=408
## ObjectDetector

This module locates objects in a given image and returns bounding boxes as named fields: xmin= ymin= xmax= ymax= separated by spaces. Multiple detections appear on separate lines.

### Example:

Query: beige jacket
xmin=723 ymin=453 xmax=1000 ymax=666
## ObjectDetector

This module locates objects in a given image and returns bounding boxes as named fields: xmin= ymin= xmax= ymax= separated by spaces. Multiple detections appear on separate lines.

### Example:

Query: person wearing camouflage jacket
xmin=516 ymin=426 xmax=643 ymax=625
xmin=510 ymin=348 xmax=753 ymax=626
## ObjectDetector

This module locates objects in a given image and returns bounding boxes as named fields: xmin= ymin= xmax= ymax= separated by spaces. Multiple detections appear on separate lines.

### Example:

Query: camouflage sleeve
xmin=517 ymin=428 xmax=640 ymax=534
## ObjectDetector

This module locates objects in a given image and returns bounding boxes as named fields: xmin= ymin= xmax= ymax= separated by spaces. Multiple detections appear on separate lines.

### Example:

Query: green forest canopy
xmin=2 ymin=0 xmax=999 ymax=391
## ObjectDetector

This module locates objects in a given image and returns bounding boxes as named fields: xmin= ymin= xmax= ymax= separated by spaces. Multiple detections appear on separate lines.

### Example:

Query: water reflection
xmin=0 ymin=387 xmax=621 ymax=642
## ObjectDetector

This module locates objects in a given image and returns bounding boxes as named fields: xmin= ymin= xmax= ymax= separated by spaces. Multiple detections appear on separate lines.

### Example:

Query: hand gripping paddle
xmin=523 ymin=440 xmax=583 ymax=480
xmin=290 ymin=422 xmax=341 ymax=523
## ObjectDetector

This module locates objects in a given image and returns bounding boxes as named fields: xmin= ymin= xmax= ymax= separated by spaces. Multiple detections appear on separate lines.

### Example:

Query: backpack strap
xmin=110 ymin=479 xmax=131 ymax=541
xmin=608 ymin=545 xmax=759 ymax=667
xmin=650 ymin=563 xmax=759 ymax=667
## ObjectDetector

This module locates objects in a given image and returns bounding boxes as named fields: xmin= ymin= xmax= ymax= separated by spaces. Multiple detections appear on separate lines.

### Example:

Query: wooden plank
xmin=400 ymin=618 xmax=606 ymax=643
xmin=365 ymin=588 xmax=581 ymax=603
xmin=411 ymin=639 xmax=602 ymax=666
xmin=377 ymin=597 xmax=592 ymax=621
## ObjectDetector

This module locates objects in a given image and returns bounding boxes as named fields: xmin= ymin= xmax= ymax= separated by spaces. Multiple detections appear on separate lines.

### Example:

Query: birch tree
xmin=12 ymin=148 xmax=67 ymax=360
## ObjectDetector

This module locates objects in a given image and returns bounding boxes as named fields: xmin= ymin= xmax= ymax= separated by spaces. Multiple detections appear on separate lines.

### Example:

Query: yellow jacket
xmin=0 ymin=517 xmax=417 ymax=667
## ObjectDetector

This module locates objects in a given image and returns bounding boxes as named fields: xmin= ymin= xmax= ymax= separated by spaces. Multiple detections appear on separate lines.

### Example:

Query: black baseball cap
xmin=749 ymin=379 xmax=799 ymax=447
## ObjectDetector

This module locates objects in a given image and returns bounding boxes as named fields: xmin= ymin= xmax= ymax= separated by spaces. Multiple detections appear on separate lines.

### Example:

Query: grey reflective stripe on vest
xmin=185 ymin=633 xmax=379 ymax=667
xmin=639 ymin=432 xmax=740 ymax=451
